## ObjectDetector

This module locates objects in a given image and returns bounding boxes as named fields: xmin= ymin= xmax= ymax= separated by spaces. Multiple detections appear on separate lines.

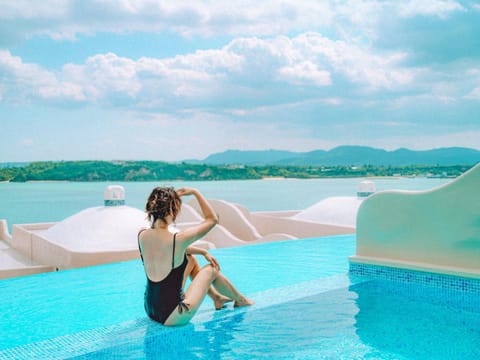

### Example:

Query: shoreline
xmin=0 ymin=176 xmax=455 ymax=184
xmin=0 ymin=162 xmax=472 ymax=183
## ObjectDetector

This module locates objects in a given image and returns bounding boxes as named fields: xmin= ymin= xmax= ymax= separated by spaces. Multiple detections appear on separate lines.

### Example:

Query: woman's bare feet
xmin=213 ymin=294 xmax=233 ymax=310
xmin=234 ymin=297 xmax=254 ymax=308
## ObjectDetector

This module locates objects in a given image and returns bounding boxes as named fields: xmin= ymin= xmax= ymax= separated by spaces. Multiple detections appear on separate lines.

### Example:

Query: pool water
xmin=0 ymin=235 xmax=354 ymax=351
xmin=74 ymin=281 xmax=480 ymax=360
xmin=1 ymin=235 xmax=479 ymax=359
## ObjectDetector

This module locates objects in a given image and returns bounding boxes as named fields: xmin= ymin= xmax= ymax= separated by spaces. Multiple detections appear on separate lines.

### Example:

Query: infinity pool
xmin=1 ymin=235 xmax=479 ymax=359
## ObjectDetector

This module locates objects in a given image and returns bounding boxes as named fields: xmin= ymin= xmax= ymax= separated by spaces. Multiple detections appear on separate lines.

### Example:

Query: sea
xmin=0 ymin=177 xmax=450 ymax=230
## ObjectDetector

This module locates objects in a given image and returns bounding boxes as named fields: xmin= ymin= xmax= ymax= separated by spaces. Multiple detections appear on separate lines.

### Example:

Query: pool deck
xmin=0 ymin=239 xmax=54 ymax=278
xmin=0 ymin=197 xmax=357 ymax=280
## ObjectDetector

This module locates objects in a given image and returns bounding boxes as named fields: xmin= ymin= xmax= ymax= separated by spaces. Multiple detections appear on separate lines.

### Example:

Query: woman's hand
xmin=176 ymin=187 xmax=196 ymax=197
xmin=204 ymin=252 xmax=220 ymax=271
xmin=186 ymin=246 xmax=220 ymax=270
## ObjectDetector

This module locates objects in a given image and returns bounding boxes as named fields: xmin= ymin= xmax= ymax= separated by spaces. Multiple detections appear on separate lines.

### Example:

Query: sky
xmin=1 ymin=0 xmax=479 ymax=162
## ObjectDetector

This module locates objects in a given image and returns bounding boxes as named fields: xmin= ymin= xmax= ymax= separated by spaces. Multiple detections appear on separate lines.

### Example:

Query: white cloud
xmin=221 ymin=96 xmax=344 ymax=119
xmin=0 ymin=0 xmax=68 ymax=19
xmin=0 ymin=0 xmax=326 ymax=44
xmin=398 ymin=0 xmax=465 ymax=18
xmin=321 ymin=97 xmax=342 ymax=105
xmin=461 ymin=67 xmax=480 ymax=100
xmin=292 ymin=33 xmax=416 ymax=90
xmin=0 ymin=0 xmax=468 ymax=47
xmin=123 ymin=109 xmax=338 ymax=160
xmin=369 ymin=130 xmax=480 ymax=151
xmin=278 ymin=61 xmax=331 ymax=86
xmin=21 ymin=138 xmax=34 ymax=146
xmin=465 ymin=87 xmax=480 ymax=100
xmin=66 ymin=53 xmax=141 ymax=99
xmin=0 ymin=0 xmax=478 ymax=161
xmin=0 ymin=33 xmax=418 ymax=109
xmin=0 ymin=50 xmax=85 ymax=103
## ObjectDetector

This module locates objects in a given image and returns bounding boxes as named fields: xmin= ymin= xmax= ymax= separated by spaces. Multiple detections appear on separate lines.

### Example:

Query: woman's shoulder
xmin=171 ymin=229 xmax=193 ymax=244
xmin=139 ymin=228 xmax=175 ymax=243
xmin=138 ymin=228 xmax=149 ymax=238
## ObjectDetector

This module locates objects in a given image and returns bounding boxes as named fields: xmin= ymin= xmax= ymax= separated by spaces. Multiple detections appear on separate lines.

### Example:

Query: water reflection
xmin=141 ymin=290 xmax=361 ymax=359
xmin=76 ymin=280 xmax=480 ymax=359
xmin=352 ymin=280 xmax=480 ymax=359
xmin=142 ymin=311 xmax=246 ymax=359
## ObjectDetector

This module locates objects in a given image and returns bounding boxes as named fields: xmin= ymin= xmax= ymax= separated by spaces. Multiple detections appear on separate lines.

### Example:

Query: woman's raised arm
xmin=175 ymin=188 xmax=218 ymax=245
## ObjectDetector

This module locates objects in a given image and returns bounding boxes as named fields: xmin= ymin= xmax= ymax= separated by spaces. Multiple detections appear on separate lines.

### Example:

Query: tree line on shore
xmin=0 ymin=161 xmax=473 ymax=182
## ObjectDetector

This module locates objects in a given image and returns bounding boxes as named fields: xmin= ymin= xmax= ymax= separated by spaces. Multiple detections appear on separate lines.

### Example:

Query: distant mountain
xmin=200 ymin=146 xmax=480 ymax=166
xmin=202 ymin=149 xmax=304 ymax=165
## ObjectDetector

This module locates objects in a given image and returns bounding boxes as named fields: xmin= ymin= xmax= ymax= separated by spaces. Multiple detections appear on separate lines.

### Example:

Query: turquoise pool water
xmin=1 ymin=235 xmax=479 ymax=359
xmin=74 ymin=281 xmax=480 ymax=360
xmin=0 ymin=236 xmax=353 ymax=351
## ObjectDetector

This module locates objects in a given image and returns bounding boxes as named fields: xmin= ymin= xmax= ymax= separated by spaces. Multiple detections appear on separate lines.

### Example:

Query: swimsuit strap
xmin=137 ymin=229 xmax=147 ymax=263
xmin=172 ymin=233 xmax=177 ymax=269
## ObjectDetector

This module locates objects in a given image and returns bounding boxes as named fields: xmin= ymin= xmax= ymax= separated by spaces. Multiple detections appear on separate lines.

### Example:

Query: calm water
xmin=1 ymin=235 xmax=479 ymax=359
xmin=0 ymin=177 xmax=449 ymax=228
xmin=0 ymin=235 xmax=355 ymax=351
xmin=84 ymin=281 xmax=480 ymax=360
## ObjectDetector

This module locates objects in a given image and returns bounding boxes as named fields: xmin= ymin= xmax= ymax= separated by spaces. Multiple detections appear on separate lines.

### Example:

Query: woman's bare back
xmin=139 ymin=228 xmax=184 ymax=282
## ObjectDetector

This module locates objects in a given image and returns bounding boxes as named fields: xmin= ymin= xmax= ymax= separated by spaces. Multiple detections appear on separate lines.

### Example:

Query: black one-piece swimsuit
xmin=138 ymin=232 xmax=190 ymax=324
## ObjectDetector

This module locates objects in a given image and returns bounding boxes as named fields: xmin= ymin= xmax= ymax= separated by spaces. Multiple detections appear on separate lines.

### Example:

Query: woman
xmin=138 ymin=186 xmax=253 ymax=326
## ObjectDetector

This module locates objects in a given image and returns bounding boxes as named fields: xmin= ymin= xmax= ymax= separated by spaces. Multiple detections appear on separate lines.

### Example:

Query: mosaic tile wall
xmin=349 ymin=262 xmax=480 ymax=294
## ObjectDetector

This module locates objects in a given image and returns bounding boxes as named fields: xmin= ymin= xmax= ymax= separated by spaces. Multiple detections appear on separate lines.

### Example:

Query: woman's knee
xmin=202 ymin=263 xmax=219 ymax=280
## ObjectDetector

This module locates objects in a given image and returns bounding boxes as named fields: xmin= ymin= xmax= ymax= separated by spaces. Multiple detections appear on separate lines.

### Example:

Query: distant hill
xmin=201 ymin=149 xmax=303 ymax=165
xmin=0 ymin=159 xmax=473 ymax=181
xmin=201 ymin=146 xmax=480 ymax=166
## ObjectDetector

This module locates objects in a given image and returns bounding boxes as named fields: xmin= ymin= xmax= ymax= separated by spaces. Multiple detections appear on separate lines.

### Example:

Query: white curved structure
xmin=1 ymin=186 xmax=149 ymax=272
xmin=188 ymin=199 xmax=263 ymax=241
xmin=351 ymin=163 xmax=480 ymax=278
xmin=0 ymin=220 xmax=55 ymax=279
xmin=1 ymin=184 xmax=362 ymax=278
xmin=182 ymin=199 xmax=299 ymax=248
xmin=44 ymin=206 xmax=148 ymax=252
xmin=176 ymin=203 xmax=204 ymax=223
xmin=0 ymin=219 xmax=9 ymax=242
xmin=292 ymin=196 xmax=363 ymax=228
xmin=187 ymin=196 xmax=358 ymax=247
xmin=11 ymin=189 xmax=150 ymax=270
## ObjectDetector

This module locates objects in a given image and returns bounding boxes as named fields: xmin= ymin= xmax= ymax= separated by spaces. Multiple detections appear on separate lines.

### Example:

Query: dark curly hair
xmin=145 ymin=187 xmax=182 ymax=226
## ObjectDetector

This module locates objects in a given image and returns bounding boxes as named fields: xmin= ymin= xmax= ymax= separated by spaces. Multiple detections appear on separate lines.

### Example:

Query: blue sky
xmin=1 ymin=0 xmax=479 ymax=162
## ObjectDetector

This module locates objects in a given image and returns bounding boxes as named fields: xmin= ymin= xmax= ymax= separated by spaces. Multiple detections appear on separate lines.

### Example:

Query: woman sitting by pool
xmin=138 ymin=186 xmax=253 ymax=326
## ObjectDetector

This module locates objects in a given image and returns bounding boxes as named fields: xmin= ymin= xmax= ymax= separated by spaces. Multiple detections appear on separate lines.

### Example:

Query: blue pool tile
xmin=349 ymin=262 xmax=480 ymax=294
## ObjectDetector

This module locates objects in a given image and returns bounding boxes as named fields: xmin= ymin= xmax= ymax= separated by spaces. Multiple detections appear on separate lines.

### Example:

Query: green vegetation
xmin=0 ymin=161 xmax=473 ymax=182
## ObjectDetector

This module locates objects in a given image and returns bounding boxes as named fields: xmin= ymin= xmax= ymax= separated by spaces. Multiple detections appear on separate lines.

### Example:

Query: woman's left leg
xmin=166 ymin=264 xmax=253 ymax=326
xmin=184 ymin=255 xmax=232 ymax=309
xmin=165 ymin=264 xmax=218 ymax=326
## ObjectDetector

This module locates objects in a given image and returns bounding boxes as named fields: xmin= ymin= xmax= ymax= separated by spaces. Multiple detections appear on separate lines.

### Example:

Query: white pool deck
xmin=0 ymin=196 xmax=360 ymax=280
xmin=0 ymin=238 xmax=54 ymax=278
